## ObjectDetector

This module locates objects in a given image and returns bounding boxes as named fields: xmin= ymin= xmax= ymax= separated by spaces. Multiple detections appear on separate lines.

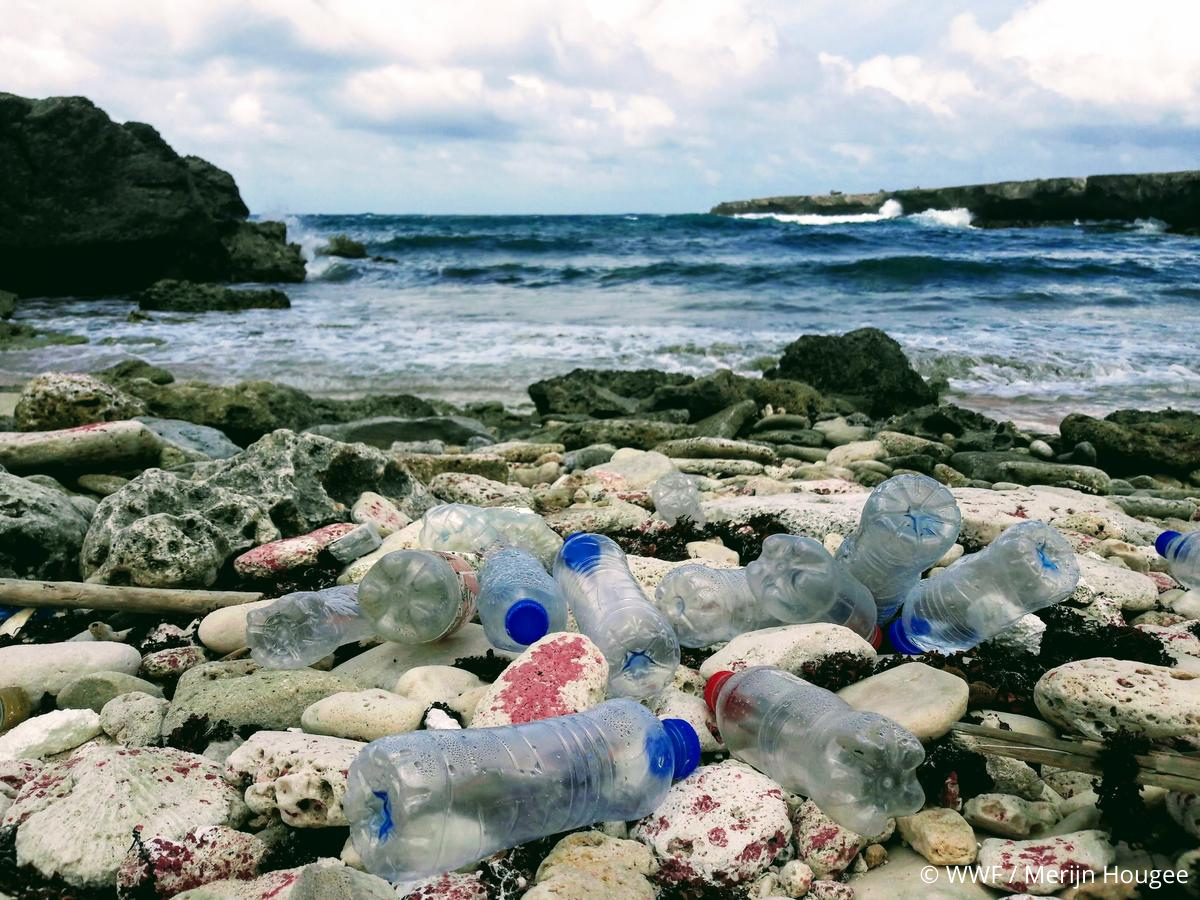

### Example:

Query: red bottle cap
xmin=869 ymin=625 xmax=882 ymax=649
xmin=704 ymin=670 xmax=735 ymax=712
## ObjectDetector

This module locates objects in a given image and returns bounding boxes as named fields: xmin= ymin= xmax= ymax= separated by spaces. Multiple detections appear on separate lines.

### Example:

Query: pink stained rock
xmin=233 ymin=523 xmax=357 ymax=579
xmin=976 ymin=830 xmax=1116 ymax=896
xmin=470 ymin=633 xmax=608 ymax=728
xmin=116 ymin=826 xmax=267 ymax=898
xmin=400 ymin=871 xmax=490 ymax=900
xmin=792 ymin=799 xmax=868 ymax=879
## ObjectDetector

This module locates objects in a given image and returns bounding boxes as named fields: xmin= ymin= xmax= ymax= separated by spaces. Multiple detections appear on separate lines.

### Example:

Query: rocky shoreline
xmin=0 ymin=326 xmax=1198 ymax=899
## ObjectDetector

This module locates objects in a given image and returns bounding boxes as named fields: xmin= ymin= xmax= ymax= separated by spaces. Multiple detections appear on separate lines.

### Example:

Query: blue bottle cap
xmin=1156 ymin=530 xmax=1181 ymax=558
xmin=0 ymin=606 xmax=16 ymax=626
xmin=887 ymin=618 xmax=926 ymax=655
xmin=560 ymin=533 xmax=603 ymax=572
xmin=505 ymin=599 xmax=550 ymax=646
xmin=661 ymin=718 xmax=701 ymax=781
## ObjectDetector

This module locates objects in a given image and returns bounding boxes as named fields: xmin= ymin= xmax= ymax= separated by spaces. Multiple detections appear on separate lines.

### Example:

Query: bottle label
xmin=431 ymin=552 xmax=479 ymax=640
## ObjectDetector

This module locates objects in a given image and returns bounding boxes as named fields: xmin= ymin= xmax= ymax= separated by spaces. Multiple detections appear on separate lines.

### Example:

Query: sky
xmin=2 ymin=0 xmax=1198 ymax=214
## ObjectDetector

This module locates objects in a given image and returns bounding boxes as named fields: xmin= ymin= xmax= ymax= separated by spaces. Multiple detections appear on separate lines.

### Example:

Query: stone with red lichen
xmin=792 ymin=799 xmax=867 ymax=879
xmin=976 ymin=830 xmax=1115 ymax=896
xmin=471 ymin=632 xmax=608 ymax=728
xmin=807 ymin=879 xmax=856 ymax=899
xmin=632 ymin=760 xmax=791 ymax=888
xmin=116 ymin=825 xmax=267 ymax=898
xmin=399 ymin=871 xmax=490 ymax=899
xmin=233 ymin=523 xmax=357 ymax=579
xmin=142 ymin=645 xmax=210 ymax=679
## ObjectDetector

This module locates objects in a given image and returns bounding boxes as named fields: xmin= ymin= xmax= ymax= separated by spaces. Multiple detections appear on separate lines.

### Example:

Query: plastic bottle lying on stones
xmin=649 ymin=471 xmax=707 ymax=527
xmin=1157 ymin=529 xmax=1200 ymax=590
xmin=417 ymin=503 xmax=563 ymax=568
xmin=888 ymin=520 xmax=1080 ymax=654
xmin=836 ymin=473 xmax=962 ymax=622
xmin=245 ymin=584 xmax=375 ymax=669
xmin=476 ymin=546 xmax=570 ymax=652
xmin=357 ymin=550 xmax=478 ymax=644
xmin=343 ymin=698 xmax=700 ymax=882
xmin=653 ymin=535 xmax=879 ymax=647
xmin=706 ymin=666 xmax=925 ymax=835
xmin=553 ymin=533 xmax=680 ymax=698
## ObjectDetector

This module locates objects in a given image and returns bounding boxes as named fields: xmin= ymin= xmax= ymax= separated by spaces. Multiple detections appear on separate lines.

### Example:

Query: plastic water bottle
xmin=418 ymin=503 xmax=563 ymax=569
xmin=888 ymin=520 xmax=1079 ymax=654
xmin=245 ymin=585 xmax=375 ymax=669
xmin=553 ymin=533 xmax=680 ymax=698
xmin=836 ymin=474 xmax=962 ymax=622
xmin=476 ymin=547 xmax=570 ymax=652
xmin=357 ymin=550 xmax=478 ymax=644
xmin=650 ymin=471 xmax=707 ymax=527
xmin=1157 ymin=530 xmax=1200 ymax=590
xmin=705 ymin=666 xmax=924 ymax=835
xmin=343 ymin=698 xmax=701 ymax=881
xmin=652 ymin=535 xmax=879 ymax=648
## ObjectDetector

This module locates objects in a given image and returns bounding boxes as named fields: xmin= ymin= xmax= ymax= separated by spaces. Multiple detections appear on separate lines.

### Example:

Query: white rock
xmin=986 ymin=613 xmax=1046 ymax=655
xmin=627 ymin=553 xmax=737 ymax=594
xmin=3 ymin=746 xmax=246 ymax=887
xmin=826 ymin=440 xmax=885 ymax=468
xmin=776 ymin=860 xmax=815 ymax=897
xmin=472 ymin=633 xmax=608 ymax=728
xmin=332 ymin=623 xmax=514 ymax=688
xmin=224 ymin=730 xmax=363 ymax=828
xmin=586 ymin=448 xmax=677 ymax=491
xmin=702 ymin=491 xmax=869 ymax=544
xmin=896 ymin=808 xmax=977 ymax=865
xmin=0 ymin=709 xmax=101 ymax=760
xmin=1040 ymin=766 xmax=1096 ymax=799
xmin=699 ymin=623 xmax=875 ymax=679
xmin=534 ymin=830 xmax=658 ymax=898
xmin=1073 ymin=554 xmax=1159 ymax=611
xmin=99 ymin=692 xmax=169 ymax=747
xmin=647 ymin=687 xmax=723 ymax=752
xmin=847 ymin=845 xmax=993 ymax=899
xmin=351 ymin=490 xmax=412 ymax=536
xmin=952 ymin=486 xmax=1157 ymax=549
xmin=1167 ymin=589 xmax=1200 ymax=619
xmin=792 ymin=799 xmax=867 ymax=878
xmin=301 ymin=689 xmax=425 ymax=741
xmin=197 ymin=599 xmax=275 ymax=654
xmin=1034 ymin=657 xmax=1200 ymax=740
xmin=975 ymin=830 xmax=1115 ymax=895
xmin=0 ymin=641 xmax=142 ymax=696
xmin=837 ymin=663 xmax=968 ymax=741
xmin=686 ymin=540 xmax=740 ymax=566
xmin=973 ymin=710 xmax=1058 ymax=741
xmin=963 ymin=793 xmax=1059 ymax=838
xmin=423 ymin=708 xmax=462 ymax=730
xmin=633 ymin=760 xmax=792 ymax=887
xmin=391 ymin=665 xmax=485 ymax=707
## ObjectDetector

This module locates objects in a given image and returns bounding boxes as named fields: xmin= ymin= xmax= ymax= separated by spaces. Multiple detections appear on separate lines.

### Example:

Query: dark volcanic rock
xmin=528 ymin=368 xmax=694 ymax=417
xmin=307 ymin=415 xmax=493 ymax=448
xmin=0 ymin=93 xmax=305 ymax=295
xmin=316 ymin=234 xmax=368 ymax=259
xmin=0 ymin=471 xmax=91 ymax=580
xmin=887 ymin=403 xmax=1019 ymax=450
xmin=136 ymin=279 xmax=290 ymax=313
xmin=767 ymin=328 xmax=936 ymax=417
xmin=711 ymin=170 xmax=1200 ymax=232
xmin=647 ymin=368 xmax=824 ymax=422
xmin=1060 ymin=409 xmax=1200 ymax=475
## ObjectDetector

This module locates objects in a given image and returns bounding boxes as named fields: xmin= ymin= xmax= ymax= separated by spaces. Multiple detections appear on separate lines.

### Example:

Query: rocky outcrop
xmin=1060 ymin=409 xmax=1200 ymax=475
xmin=711 ymin=170 xmax=1200 ymax=232
xmin=136 ymin=279 xmax=290 ymax=313
xmin=13 ymin=373 xmax=145 ymax=431
xmin=0 ymin=472 xmax=91 ymax=579
xmin=529 ymin=368 xmax=694 ymax=418
xmin=767 ymin=328 xmax=936 ymax=417
xmin=0 ymin=93 xmax=305 ymax=296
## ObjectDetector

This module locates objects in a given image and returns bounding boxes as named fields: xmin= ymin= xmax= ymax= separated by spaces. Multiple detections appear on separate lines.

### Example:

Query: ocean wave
xmin=374 ymin=233 xmax=594 ymax=253
xmin=909 ymin=207 xmax=973 ymax=228
xmin=737 ymin=198 xmax=903 ymax=226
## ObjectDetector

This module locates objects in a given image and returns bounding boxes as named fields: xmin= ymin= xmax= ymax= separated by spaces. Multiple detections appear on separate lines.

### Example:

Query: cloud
xmin=819 ymin=51 xmax=977 ymax=115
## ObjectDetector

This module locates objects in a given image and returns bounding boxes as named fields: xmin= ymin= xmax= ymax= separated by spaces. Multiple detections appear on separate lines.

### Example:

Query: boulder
xmin=13 ymin=373 xmax=146 ymax=431
xmin=136 ymin=278 xmax=290 ymax=312
xmin=100 ymin=691 xmax=169 ymax=747
xmin=654 ymin=436 xmax=777 ymax=463
xmin=975 ymin=830 xmax=1115 ymax=895
xmin=429 ymin=472 xmax=534 ymax=508
xmin=0 ymin=640 xmax=142 ymax=697
xmin=302 ymin=688 xmax=427 ymax=741
xmin=471 ymin=633 xmax=608 ymax=728
xmin=693 ymin=399 xmax=758 ymax=439
xmin=116 ymin=826 xmax=267 ymax=898
xmin=1061 ymin=409 xmax=1200 ymax=475
xmin=792 ymin=799 xmax=867 ymax=878
xmin=895 ymin=808 xmax=976 ymax=865
xmin=57 ymin=671 xmax=164 ymax=712
xmin=550 ymin=418 xmax=695 ymax=451
xmin=0 ymin=92 xmax=303 ymax=296
xmin=887 ymin=403 xmax=1017 ymax=448
xmin=767 ymin=328 xmax=936 ymax=417
xmin=316 ymin=234 xmax=367 ymax=258
xmin=528 ymin=368 xmax=693 ymax=417
xmin=0 ymin=420 xmax=163 ymax=473
xmin=648 ymin=369 xmax=822 ymax=421
xmin=0 ymin=472 xmax=91 ymax=579
xmin=949 ymin=452 xmax=1110 ymax=494
xmin=306 ymin=414 xmax=493 ymax=447
xmin=836 ymin=662 xmax=968 ymax=741
xmin=232 ymin=522 xmax=357 ymax=580
xmin=135 ymin=416 xmax=242 ymax=460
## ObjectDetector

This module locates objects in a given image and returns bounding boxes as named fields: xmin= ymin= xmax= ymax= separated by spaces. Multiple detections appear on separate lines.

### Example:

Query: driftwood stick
xmin=0 ymin=579 xmax=263 ymax=616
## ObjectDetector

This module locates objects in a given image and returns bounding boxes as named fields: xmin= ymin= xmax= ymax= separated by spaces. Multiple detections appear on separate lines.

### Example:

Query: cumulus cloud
xmin=0 ymin=0 xmax=1195 ymax=212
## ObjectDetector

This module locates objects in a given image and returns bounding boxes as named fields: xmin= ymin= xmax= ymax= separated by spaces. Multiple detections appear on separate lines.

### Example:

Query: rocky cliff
xmin=0 ymin=93 xmax=306 ymax=296
xmin=710 ymin=171 xmax=1200 ymax=232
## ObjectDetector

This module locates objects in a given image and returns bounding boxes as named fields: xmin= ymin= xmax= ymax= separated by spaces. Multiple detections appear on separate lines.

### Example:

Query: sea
xmin=4 ymin=205 xmax=1199 ymax=431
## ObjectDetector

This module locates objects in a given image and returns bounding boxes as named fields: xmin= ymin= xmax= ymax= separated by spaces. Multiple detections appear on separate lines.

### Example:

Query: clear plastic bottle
xmin=245 ymin=585 xmax=375 ymax=669
xmin=650 ymin=471 xmax=707 ymax=527
xmin=705 ymin=666 xmax=924 ymax=835
xmin=653 ymin=535 xmax=879 ymax=648
xmin=476 ymin=546 xmax=570 ymax=651
xmin=343 ymin=698 xmax=701 ymax=881
xmin=357 ymin=550 xmax=478 ymax=644
xmin=887 ymin=520 xmax=1080 ymax=654
xmin=1156 ymin=530 xmax=1200 ymax=590
xmin=418 ymin=503 xmax=563 ymax=568
xmin=836 ymin=473 xmax=962 ymax=622
xmin=553 ymin=533 xmax=680 ymax=698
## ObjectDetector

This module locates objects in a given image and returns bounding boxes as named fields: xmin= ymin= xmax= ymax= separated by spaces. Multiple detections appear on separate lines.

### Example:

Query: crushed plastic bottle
xmin=344 ymin=698 xmax=701 ymax=881
xmin=1156 ymin=530 xmax=1200 ymax=590
xmin=553 ymin=533 xmax=680 ymax=698
xmin=245 ymin=584 xmax=375 ymax=669
xmin=705 ymin=666 xmax=924 ymax=835
xmin=888 ymin=520 xmax=1079 ymax=654
xmin=357 ymin=550 xmax=478 ymax=644
xmin=653 ymin=535 xmax=879 ymax=647
xmin=476 ymin=546 xmax=570 ymax=651
xmin=418 ymin=503 xmax=563 ymax=568
xmin=650 ymin=471 xmax=707 ymax=527
xmin=836 ymin=473 xmax=962 ymax=622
